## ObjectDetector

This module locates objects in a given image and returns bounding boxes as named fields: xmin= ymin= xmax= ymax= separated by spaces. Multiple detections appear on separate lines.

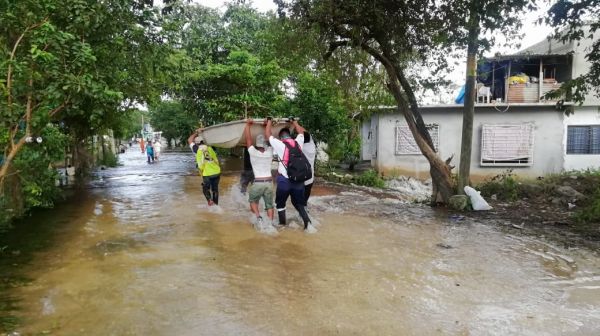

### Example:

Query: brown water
xmin=2 ymin=147 xmax=600 ymax=335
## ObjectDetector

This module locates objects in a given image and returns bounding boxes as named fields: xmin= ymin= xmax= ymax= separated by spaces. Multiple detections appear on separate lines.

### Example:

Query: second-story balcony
xmin=477 ymin=54 xmax=572 ymax=104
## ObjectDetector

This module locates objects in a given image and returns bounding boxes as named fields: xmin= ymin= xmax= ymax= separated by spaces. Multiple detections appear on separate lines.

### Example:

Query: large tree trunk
xmin=386 ymin=72 xmax=455 ymax=204
xmin=458 ymin=9 xmax=480 ymax=194
xmin=332 ymin=33 xmax=456 ymax=204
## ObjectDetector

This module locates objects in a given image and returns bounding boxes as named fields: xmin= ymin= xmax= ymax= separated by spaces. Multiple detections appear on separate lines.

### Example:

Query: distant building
xmin=362 ymin=25 xmax=600 ymax=180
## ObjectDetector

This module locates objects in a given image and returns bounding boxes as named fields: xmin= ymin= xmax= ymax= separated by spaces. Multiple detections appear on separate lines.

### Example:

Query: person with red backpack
xmin=265 ymin=117 xmax=316 ymax=233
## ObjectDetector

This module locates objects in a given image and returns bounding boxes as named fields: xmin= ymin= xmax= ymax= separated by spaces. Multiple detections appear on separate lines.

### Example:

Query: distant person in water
xmin=188 ymin=131 xmax=221 ymax=206
xmin=266 ymin=117 xmax=316 ymax=233
xmin=146 ymin=140 xmax=154 ymax=163
xmin=153 ymin=139 xmax=161 ymax=160
xmin=244 ymin=119 xmax=276 ymax=232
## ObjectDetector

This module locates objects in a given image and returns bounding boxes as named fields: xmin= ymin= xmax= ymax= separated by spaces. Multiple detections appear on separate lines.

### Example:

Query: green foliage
xmin=289 ymin=72 xmax=350 ymax=145
xmin=0 ymin=124 xmax=68 ymax=227
xmin=477 ymin=169 xmax=519 ymax=201
xmin=112 ymin=109 xmax=144 ymax=140
xmin=183 ymin=50 xmax=288 ymax=124
xmin=574 ymin=188 xmax=600 ymax=224
xmin=149 ymin=101 xmax=197 ymax=146
xmin=98 ymin=150 xmax=118 ymax=168
xmin=355 ymin=169 xmax=385 ymax=188
xmin=1 ymin=0 xmax=170 ymax=225
xmin=546 ymin=0 xmax=600 ymax=103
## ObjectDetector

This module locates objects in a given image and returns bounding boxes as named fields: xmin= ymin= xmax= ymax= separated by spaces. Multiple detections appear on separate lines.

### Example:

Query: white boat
xmin=199 ymin=118 xmax=294 ymax=148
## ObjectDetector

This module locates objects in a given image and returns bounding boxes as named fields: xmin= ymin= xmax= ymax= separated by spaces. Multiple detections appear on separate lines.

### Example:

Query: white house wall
xmin=572 ymin=25 xmax=600 ymax=107
xmin=563 ymin=106 xmax=600 ymax=170
xmin=373 ymin=106 xmax=565 ymax=180
xmin=360 ymin=119 xmax=371 ymax=161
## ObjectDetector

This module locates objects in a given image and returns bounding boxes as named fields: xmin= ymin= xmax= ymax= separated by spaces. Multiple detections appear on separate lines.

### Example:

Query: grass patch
xmin=477 ymin=169 xmax=519 ymax=201
xmin=354 ymin=169 xmax=385 ymax=188
xmin=98 ymin=150 xmax=119 ymax=167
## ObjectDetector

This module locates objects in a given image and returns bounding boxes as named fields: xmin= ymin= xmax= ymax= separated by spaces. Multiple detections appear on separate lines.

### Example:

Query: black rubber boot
xmin=278 ymin=209 xmax=287 ymax=225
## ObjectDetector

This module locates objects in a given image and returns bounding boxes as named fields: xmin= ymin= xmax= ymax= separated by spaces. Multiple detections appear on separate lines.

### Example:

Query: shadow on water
xmin=0 ymin=193 xmax=95 ymax=332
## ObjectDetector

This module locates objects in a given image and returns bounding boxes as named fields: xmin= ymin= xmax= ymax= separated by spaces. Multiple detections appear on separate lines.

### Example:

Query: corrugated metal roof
xmin=517 ymin=36 xmax=574 ymax=55
xmin=483 ymin=53 xmax=570 ymax=61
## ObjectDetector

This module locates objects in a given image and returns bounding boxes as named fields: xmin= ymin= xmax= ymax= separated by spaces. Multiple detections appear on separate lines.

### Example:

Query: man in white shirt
xmin=265 ymin=117 xmax=315 ymax=233
xmin=153 ymin=139 xmax=162 ymax=160
xmin=244 ymin=120 xmax=276 ymax=231
xmin=299 ymin=132 xmax=316 ymax=207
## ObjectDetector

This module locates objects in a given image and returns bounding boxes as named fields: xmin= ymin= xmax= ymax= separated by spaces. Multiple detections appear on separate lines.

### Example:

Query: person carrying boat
xmin=265 ymin=117 xmax=316 ymax=233
xmin=239 ymin=147 xmax=254 ymax=195
xmin=298 ymin=132 xmax=316 ymax=208
xmin=193 ymin=135 xmax=221 ymax=206
xmin=244 ymin=120 xmax=276 ymax=232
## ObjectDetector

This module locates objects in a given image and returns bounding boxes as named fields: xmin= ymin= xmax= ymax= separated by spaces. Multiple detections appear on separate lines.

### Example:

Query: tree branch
xmin=48 ymin=98 xmax=70 ymax=117
xmin=6 ymin=19 xmax=48 ymax=116
xmin=323 ymin=40 xmax=350 ymax=60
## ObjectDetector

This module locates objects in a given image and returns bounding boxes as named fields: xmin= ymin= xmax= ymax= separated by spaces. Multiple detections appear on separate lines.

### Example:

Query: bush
xmin=355 ymin=169 xmax=385 ymax=188
xmin=477 ymin=169 xmax=519 ymax=201
xmin=574 ymin=188 xmax=600 ymax=224
xmin=0 ymin=125 xmax=68 ymax=228
xmin=98 ymin=150 xmax=119 ymax=167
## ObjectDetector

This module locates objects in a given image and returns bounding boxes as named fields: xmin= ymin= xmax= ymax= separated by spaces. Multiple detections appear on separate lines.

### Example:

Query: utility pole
xmin=458 ymin=4 xmax=480 ymax=194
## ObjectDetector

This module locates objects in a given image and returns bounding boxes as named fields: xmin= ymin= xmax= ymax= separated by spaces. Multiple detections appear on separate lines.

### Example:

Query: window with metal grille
xmin=567 ymin=125 xmax=600 ymax=154
xmin=480 ymin=123 xmax=534 ymax=166
xmin=395 ymin=124 xmax=439 ymax=155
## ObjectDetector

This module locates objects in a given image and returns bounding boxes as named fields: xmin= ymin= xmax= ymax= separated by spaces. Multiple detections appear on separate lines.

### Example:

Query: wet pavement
xmin=1 ymin=145 xmax=600 ymax=335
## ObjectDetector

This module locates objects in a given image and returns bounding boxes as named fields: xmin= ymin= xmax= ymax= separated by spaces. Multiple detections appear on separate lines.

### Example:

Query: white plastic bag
xmin=464 ymin=186 xmax=493 ymax=211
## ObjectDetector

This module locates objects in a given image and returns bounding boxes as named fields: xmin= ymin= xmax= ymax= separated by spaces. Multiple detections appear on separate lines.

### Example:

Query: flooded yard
xmin=1 ymin=147 xmax=600 ymax=335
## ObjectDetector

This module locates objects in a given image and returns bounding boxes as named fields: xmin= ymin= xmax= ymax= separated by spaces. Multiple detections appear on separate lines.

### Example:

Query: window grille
xmin=395 ymin=124 xmax=439 ymax=155
xmin=480 ymin=123 xmax=534 ymax=166
xmin=567 ymin=125 xmax=600 ymax=154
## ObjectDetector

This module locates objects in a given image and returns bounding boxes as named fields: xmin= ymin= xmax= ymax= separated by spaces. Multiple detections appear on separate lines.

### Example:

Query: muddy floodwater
xmin=2 ymin=147 xmax=600 ymax=335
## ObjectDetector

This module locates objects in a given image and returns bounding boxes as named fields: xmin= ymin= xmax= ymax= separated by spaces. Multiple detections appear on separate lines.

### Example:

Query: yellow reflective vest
xmin=196 ymin=146 xmax=221 ymax=176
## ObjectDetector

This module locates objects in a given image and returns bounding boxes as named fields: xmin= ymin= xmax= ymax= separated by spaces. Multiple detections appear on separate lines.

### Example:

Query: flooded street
xmin=2 ymin=147 xmax=600 ymax=335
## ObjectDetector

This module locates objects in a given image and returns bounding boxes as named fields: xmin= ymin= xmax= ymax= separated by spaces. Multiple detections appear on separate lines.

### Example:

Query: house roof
xmin=483 ymin=53 xmax=569 ymax=62
xmin=372 ymin=101 xmax=573 ymax=111
xmin=516 ymin=37 xmax=573 ymax=56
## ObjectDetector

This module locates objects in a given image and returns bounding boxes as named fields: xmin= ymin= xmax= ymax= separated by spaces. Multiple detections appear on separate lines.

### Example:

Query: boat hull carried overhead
xmin=199 ymin=118 xmax=294 ymax=148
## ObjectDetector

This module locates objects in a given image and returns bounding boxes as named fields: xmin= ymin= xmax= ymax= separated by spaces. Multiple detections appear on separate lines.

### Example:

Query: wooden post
xmin=491 ymin=61 xmax=495 ymax=101
xmin=505 ymin=60 xmax=511 ymax=103
xmin=538 ymin=58 xmax=543 ymax=101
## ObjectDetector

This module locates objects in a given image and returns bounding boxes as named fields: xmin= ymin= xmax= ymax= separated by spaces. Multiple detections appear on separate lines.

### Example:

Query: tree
xmin=545 ymin=0 xmax=600 ymax=103
xmin=1 ymin=0 xmax=171 ymax=225
xmin=450 ymin=0 xmax=535 ymax=193
xmin=0 ymin=0 xmax=119 ymax=186
xmin=179 ymin=50 xmax=288 ymax=124
xmin=276 ymin=0 xmax=458 ymax=202
xmin=149 ymin=101 xmax=198 ymax=146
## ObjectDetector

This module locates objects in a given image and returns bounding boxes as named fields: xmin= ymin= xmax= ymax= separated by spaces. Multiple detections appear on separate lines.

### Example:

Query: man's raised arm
xmin=265 ymin=117 xmax=273 ymax=139
xmin=292 ymin=119 xmax=306 ymax=135
xmin=244 ymin=119 xmax=253 ymax=148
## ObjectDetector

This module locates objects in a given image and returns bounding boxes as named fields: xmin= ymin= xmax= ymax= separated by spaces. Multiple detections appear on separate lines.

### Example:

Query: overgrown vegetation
xmin=355 ymin=169 xmax=386 ymax=188
xmin=477 ymin=170 xmax=519 ymax=201
xmin=477 ymin=169 xmax=600 ymax=236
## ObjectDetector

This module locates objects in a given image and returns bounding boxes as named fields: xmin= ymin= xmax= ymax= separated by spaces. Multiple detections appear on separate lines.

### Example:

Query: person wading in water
xmin=244 ymin=119 xmax=277 ymax=233
xmin=188 ymin=132 xmax=221 ymax=206
xmin=266 ymin=117 xmax=316 ymax=233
